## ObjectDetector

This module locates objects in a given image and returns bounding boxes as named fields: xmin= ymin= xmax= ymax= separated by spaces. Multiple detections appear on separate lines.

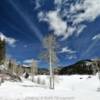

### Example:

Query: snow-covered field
xmin=0 ymin=74 xmax=100 ymax=100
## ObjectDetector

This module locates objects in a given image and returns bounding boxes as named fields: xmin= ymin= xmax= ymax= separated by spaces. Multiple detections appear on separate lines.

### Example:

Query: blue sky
xmin=0 ymin=0 xmax=100 ymax=67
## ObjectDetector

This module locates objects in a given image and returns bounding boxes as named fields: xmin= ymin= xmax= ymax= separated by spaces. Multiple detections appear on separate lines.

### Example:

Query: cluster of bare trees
xmin=0 ymin=58 xmax=38 ymax=83
xmin=0 ymin=34 xmax=59 ymax=90
xmin=4 ymin=59 xmax=22 ymax=75
xmin=0 ymin=34 xmax=59 ymax=89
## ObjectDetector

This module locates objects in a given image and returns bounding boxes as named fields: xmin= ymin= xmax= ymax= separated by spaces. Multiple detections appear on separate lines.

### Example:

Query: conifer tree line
xmin=0 ymin=38 xmax=5 ymax=64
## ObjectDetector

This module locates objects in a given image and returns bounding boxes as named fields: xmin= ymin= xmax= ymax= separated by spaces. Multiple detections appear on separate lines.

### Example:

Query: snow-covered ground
xmin=0 ymin=74 xmax=100 ymax=100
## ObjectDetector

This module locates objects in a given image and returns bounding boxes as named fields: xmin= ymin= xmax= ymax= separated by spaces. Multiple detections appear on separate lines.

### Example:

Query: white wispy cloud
xmin=34 ymin=0 xmax=46 ymax=10
xmin=76 ymin=25 xmax=86 ymax=36
xmin=34 ymin=0 xmax=41 ymax=9
xmin=92 ymin=34 xmax=100 ymax=40
xmin=23 ymin=59 xmax=39 ymax=64
xmin=38 ymin=11 xmax=67 ymax=37
xmin=62 ymin=27 xmax=76 ymax=40
xmin=38 ymin=11 xmax=48 ymax=21
xmin=23 ymin=59 xmax=33 ymax=64
xmin=54 ymin=0 xmax=62 ymax=5
xmin=0 ymin=32 xmax=16 ymax=47
xmin=37 ymin=0 xmax=100 ymax=40
xmin=46 ymin=11 xmax=67 ymax=36
xmin=56 ymin=0 xmax=100 ymax=38
xmin=60 ymin=47 xmax=76 ymax=54
xmin=67 ymin=55 xmax=77 ymax=60
xmin=59 ymin=46 xmax=77 ymax=60
xmin=73 ymin=0 xmax=100 ymax=24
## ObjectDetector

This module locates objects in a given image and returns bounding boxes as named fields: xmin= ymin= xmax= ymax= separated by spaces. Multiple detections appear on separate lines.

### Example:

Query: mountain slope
xmin=59 ymin=59 xmax=99 ymax=75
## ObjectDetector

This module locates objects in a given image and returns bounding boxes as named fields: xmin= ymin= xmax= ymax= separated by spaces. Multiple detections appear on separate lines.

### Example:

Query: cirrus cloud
xmin=60 ymin=47 xmax=76 ymax=54
xmin=92 ymin=34 xmax=100 ymax=40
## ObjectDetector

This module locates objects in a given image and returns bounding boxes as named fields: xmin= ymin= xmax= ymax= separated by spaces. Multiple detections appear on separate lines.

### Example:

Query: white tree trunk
xmin=98 ymin=71 xmax=100 ymax=82
xmin=49 ymin=49 xmax=54 ymax=89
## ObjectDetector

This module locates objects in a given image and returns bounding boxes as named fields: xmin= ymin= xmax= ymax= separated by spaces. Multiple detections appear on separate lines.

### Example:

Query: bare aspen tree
xmin=95 ymin=60 xmax=100 ymax=91
xmin=92 ymin=61 xmax=97 ymax=75
xmin=17 ymin=64 xmax=23 ymax=76
xmin=43 ymin=34 xmax=58 ymax=89
xmin=95 ymin=61 xmax=100 ymax=83
xmin=20 ymin=65 xmax=23 ymax=75
xmin=7 ymin=59 xmax=16 ymax=75
xmin=4 ymin=58 xmax=9 ymax=70
xmin=92 ymin=60 xmax=100 ymax=75
xmin=8 ymin=59 xmax=13 ymax=74
xmin=91 ymin=60 xmax=100 ymax=91
xmin=12 ymin=60 xmax=17 ymax=75
xmin=31 ymin=60 xmax=38 ymax=82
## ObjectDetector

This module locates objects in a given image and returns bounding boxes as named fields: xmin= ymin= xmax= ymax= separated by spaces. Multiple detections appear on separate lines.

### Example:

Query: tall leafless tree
xmin=31 ymin=60 xmax=38 ymax=82
xmin=42 ymin=34 xmax=58 ymax=89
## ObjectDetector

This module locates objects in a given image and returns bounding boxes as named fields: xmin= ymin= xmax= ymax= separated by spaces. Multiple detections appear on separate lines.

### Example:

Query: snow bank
xmin=0 ymin=75 xmax=100 ymax=100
